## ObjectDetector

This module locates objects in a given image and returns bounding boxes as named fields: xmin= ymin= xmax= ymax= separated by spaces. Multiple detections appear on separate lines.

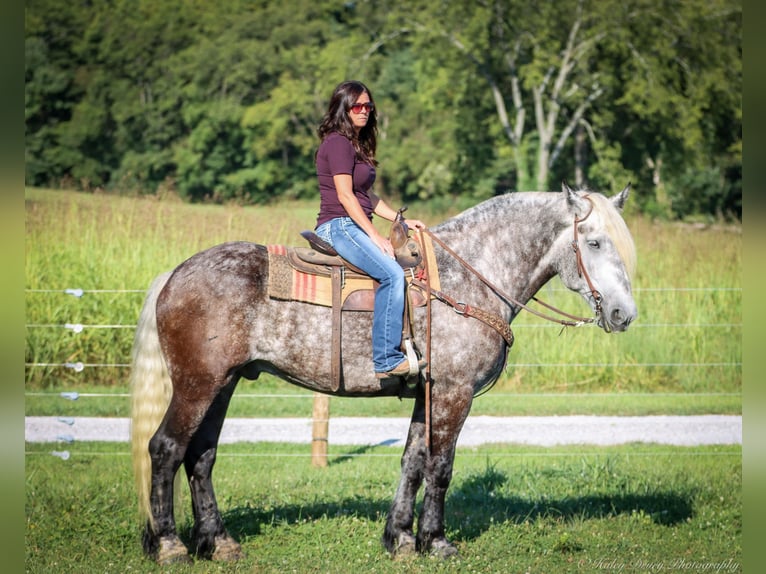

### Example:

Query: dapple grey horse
xmin=130 ymin=183 xmax=637 ymax=563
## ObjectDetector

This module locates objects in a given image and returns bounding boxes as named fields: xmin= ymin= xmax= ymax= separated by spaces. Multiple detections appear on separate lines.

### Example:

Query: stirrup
xmin=402 ymin=337 xmax=421 ymax=377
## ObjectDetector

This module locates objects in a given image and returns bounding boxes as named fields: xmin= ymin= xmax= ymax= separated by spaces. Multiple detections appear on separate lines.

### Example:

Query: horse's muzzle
xmin=601 ymin=302 xmax=637 ymax=333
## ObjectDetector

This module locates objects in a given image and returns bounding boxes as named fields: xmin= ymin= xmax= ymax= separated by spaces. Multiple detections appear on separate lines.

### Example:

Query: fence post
xmin=311 ymin=393 xmax=329 ymax=467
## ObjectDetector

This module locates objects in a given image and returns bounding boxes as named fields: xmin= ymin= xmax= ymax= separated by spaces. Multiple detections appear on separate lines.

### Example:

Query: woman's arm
xmin=369 ymin=191 xmax=427 ymax=231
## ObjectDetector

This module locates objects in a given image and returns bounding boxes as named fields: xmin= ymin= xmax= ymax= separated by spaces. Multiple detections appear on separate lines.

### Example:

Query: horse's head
xmin=557 ymin=182 xmax=637 ymax=333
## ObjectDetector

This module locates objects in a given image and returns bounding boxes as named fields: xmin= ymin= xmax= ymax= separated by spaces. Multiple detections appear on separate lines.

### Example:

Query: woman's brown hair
xmin=317 ymin=80 xmax=378 ymax=166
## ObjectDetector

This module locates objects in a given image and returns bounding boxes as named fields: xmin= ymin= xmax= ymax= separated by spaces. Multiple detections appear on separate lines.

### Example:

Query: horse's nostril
xmin=611 ymin=308 xmax=634 ymax=329
xmin=611 ymin=308 xmax=629 ymax=327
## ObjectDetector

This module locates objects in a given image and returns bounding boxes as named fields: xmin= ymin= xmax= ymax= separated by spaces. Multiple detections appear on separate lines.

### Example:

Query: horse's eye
xmin=587 ymin=240 xmax=600 ymax=249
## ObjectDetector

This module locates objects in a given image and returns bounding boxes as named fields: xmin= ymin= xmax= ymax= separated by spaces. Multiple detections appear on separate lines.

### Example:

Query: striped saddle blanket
xmin=266 ymin=232 xmax=440 ymax=310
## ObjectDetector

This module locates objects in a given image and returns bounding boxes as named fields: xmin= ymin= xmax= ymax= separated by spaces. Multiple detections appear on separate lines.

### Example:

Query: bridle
xmin=570 ymin=195 xmax=603 ymax=319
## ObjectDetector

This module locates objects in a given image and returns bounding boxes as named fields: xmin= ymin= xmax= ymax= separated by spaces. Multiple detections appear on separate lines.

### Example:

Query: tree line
xmin=25 ymin=0 xmax=741 ymax=220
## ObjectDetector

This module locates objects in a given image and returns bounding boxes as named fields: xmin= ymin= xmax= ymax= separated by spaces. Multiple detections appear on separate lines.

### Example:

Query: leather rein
xmin=418 ymin=194 xmax=602 ymax=329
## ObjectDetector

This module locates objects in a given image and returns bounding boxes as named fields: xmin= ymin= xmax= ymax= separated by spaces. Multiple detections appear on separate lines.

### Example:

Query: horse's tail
xmin=130 ymin=271 xmax=173 ymax=528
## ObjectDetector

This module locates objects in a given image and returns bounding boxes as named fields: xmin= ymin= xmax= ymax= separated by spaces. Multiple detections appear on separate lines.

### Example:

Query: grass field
xmin=25 ymin=442 xmax=741 ymax=573
xmin=24 ymin=188 xmax=741 ymax=416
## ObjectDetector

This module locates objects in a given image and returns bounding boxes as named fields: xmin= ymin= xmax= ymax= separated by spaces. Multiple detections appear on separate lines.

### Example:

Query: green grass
xmin=25 ymin=441 xmax=742 ymax=573
xmin=25 ymin=188 xmax=741 ymax=414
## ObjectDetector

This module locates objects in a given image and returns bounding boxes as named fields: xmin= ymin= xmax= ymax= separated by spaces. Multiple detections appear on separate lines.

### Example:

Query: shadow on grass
xmin=329 ymin=439 xmax=400 ymax=465
xmin=446 ymin=462 xmax=693 ymax=541
xmin=219 ymin=463 xmax=693 ymax=544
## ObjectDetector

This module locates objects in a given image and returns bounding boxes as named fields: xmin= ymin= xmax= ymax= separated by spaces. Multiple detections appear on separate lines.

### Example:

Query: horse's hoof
xmin=156 ymin=535 xmax=192 ymax=565
xmin=429 ymin=538 xmax=459 ymax=560
xmin=391 ymin=532 xmax=417 ymax=559
xmin=211 ymin=534 xmax=243 ymax=562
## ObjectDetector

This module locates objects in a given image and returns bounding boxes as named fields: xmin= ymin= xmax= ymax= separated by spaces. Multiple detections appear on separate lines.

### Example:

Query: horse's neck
xmin=433 ymin=193 xmax=565 ymax=310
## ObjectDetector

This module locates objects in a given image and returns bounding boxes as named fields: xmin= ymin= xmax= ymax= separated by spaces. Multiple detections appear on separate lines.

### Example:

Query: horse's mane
xmin=433 ymin=188 xmax=636 ymax=279
xmin=587 ymin=192 xmax=637 ymax=279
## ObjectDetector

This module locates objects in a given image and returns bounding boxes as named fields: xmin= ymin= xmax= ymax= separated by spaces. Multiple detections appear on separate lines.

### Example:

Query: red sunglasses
xmin=349 ymin=102 xmax=374 ymax=114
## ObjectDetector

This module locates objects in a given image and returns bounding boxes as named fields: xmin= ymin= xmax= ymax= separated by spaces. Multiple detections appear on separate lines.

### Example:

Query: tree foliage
xmin=25 ymin=0 xmax=741 ymax=220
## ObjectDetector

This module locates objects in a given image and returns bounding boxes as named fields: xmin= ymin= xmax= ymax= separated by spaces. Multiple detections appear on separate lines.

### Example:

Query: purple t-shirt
xmin=315 ymin=132 xmax=377 ymax=227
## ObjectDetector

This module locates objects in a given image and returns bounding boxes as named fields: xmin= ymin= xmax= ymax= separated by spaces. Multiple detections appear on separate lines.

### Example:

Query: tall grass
xmin=25 ymin=189 xmax=320 ymax=389
xmin=25 ymin=188 xmax=741 ymax=407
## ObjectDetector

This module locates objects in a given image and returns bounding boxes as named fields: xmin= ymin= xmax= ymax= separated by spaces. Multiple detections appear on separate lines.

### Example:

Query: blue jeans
xmin=316 ymin=218 xmax=406 ymax=372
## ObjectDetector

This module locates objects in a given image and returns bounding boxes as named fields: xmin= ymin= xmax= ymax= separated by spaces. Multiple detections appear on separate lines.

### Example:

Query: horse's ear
xmin=562 ymin=181 xmax=590 ymax=217
xmin=610 ymin=183 xmax=631 ymax=211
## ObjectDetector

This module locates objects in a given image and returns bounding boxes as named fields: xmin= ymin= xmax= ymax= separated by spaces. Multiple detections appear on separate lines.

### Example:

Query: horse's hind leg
xmin=144 ymin=377 xmax=237 ymax=564
xmin=143 ymin=395 xmax=196 ymax=564
xmin=383 ymin=393 xmax=428 ymax=557
xmin=184 ymin=379 xmax=243 ymax=561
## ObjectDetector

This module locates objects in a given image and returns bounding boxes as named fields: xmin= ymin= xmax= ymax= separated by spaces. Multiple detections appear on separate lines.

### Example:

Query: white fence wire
xmin=24 ymin=286 xmax=742 ymax=459
xmin=24 ymin=286 xmax=742 ymax=380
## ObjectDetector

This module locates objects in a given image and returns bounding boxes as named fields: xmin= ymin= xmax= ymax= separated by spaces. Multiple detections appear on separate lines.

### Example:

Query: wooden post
xmin=311 ymin=393 xmax=329 ymax=467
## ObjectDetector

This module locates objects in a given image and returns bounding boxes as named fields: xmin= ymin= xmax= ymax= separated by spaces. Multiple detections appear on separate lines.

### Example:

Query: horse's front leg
xmin=382 ymin=394 xmax=427 ymax=557
xmin=416 ymin=381 xmax=474 ymax=558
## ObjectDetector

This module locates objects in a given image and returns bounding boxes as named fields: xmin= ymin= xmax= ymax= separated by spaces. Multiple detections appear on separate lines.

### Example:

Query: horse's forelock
xmin=588 ymin=192 xmax=637 ymax=279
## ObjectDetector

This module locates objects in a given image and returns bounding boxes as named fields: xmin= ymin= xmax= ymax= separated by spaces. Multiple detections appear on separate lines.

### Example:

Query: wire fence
xmin=24 ymin=285 xmax=742 ymax=380
xmin=25 ymin=286 xmax=742 ymax=459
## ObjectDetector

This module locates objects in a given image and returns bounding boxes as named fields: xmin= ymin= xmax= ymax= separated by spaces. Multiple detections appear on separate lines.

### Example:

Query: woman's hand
xmin=404 ymin=218 xmax=427 ymax=231
xmin=371 ymin=230 xmax=396 ymax=258
xmin=370 ymin=193 xmax=427 ymax=231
